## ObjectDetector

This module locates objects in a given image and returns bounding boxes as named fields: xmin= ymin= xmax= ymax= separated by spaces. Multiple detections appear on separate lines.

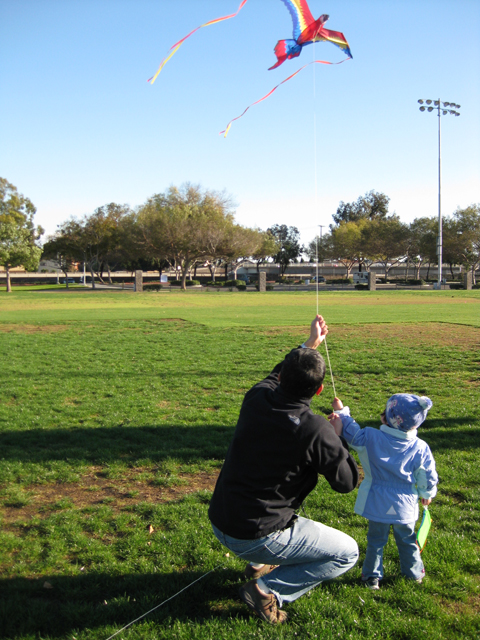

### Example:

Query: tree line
xmin=307 ymin=191 xmax=480 ymax=282
xmin=1 ymin=178 xmax=479 ymax=292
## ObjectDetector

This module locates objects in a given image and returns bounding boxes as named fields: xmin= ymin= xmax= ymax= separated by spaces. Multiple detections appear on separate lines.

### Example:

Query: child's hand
xmin=328 ymin=412 xmax=343 ymax=436
xmin=332 ymin=397 xmax=344 ymax=411
xmin=421 ymin=498 xmax=432 ymax=506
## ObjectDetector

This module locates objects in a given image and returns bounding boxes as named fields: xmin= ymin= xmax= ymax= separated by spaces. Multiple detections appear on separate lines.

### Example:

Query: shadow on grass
xmin=314 ymin=414 xmax=480 ymax=453
xmin=0 ymin=419 xmax=479 ymax=468
xmin=0 ymin=425 xmax=234 ymax=465
xmin=0 ymin=568 xmax=243 ymax=638
xmin=0 ymin=567 xmax=364 ymax=638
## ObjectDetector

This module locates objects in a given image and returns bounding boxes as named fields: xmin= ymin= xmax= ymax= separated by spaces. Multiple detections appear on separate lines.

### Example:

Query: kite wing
xmin=311 ymin=26 xmax=353 ymax=59
xmin=269 ymin=0 xmax=316 ymax=70
xmin=416 ymin=506 xmax=432 ymax=552
xmin=279 ymin=0 xmax=316 ymax=40
xmin=148 ymin=0 xmax=249 ymax=84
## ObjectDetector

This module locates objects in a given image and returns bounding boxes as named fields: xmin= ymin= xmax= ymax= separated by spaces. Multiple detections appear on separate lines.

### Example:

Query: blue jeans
xmin=362 ymin=520 xmax=424 ymax=581
xmin=211 ymin=517 xmax=358 ymax=607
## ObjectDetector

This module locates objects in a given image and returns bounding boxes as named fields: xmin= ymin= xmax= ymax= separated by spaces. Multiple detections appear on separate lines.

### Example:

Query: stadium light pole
xmin=418 ymin=99 xmax=460 ymax=288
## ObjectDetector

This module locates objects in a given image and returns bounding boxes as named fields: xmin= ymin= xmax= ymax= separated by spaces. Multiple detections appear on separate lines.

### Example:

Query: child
xmin=329 ymin=394 xmax=438 ymax=590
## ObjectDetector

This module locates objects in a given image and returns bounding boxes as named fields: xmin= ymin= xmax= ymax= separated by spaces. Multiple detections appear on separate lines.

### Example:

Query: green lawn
xmin=0 ymin=288 xmax=479 ymax=326
xmin=0 ymin=289 xmax=479 ymax=639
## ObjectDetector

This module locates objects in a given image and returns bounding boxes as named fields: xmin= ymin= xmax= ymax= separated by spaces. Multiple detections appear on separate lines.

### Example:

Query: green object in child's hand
xmin=416 ymin=506 xmax=431 ymax=552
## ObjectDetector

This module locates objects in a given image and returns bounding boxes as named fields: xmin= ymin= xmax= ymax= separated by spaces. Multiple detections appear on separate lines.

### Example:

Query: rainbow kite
xmin=270 ymin=0 xmax=352 ymax=69
xmin=221 ymin=1 xmax=352 ymax=136
xmin=148 ymin=0 xmax=352 ymax=136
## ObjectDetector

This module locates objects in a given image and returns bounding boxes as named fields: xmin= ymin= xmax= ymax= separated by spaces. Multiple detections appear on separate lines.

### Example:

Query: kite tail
xmin=220 ymin=57 xmax=350 ymax=137
xmin=148 ymin=0 xmax=249 ymax=84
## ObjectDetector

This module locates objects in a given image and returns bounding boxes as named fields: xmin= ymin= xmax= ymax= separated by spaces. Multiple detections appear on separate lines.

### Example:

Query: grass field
xmin=0 ymin=289 xmax=479 ymax=639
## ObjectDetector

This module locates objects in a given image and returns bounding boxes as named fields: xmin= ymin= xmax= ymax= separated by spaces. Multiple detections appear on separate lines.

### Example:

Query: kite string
xmin=104 ymin=563 xmax=225 ymax=640
xmin=104 ymin=537 xmax=270 ymax=639
xmin=313 ymin=43 xmax=319 ymax=317
xmin=312 ymin=41 xmax=335 ymax=399
xmin=323 ymin=336 xmax=337 ymax=398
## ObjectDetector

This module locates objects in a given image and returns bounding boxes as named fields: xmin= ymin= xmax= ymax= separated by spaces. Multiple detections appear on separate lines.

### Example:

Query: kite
xmin=269 ymin=0 xmax=352 ymax=70
xmin=148 ymin=0 xmax=249 ymax=84
xmin=221 ymin=1 xmax=352 ymax=136
xmin=148 ymin=1 xmax=352 ymax=137
xmin=416 ymin=506 xmax=432 ymax=552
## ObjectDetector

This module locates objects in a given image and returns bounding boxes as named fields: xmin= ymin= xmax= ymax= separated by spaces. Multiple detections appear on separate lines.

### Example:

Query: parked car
xmin=311 ymin=276 xmax=326 ymax=283
xmin=61 ymin=278 xmax=76 ymax=284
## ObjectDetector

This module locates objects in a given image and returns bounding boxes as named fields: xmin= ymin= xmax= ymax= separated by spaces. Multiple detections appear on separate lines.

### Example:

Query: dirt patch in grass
xmin=1 ymin=466 xmax=363 ymax=526
xmin=440 ymin=593 xmax=480 ymax=615
xmin=1 ymin=469 xmax=219 ymax=525
xmin=0 ymin=324 xmax=68 ymax=334
xmin=333 ymin=323 xmax=480 ymax=350
xmin=258 ymin=323 xmax=479 ymax=349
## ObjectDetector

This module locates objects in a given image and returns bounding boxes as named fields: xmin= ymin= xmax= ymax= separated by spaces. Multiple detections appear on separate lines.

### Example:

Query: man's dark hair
xmin=280 ymin=348 xmax=326 ymax=398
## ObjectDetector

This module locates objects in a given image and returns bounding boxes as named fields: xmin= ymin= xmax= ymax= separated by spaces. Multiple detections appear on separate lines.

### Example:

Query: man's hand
xmin=421 ymin=498 xmax=432 ymax=506
xmin=332 ymin=397 xmax=343 ymax=411
xmin=303 ymin=315 xmax=328 ymax=349
xmin=328 ymin=412 xmax=343 ymax=436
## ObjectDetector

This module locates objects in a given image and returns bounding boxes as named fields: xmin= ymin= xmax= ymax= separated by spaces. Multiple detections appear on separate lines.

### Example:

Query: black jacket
xmin=208 ymin=350 xmax=359 ymax=539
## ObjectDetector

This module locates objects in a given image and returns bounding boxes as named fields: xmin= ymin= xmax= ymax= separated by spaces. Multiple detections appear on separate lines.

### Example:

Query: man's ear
xmin=315 ymin=384 xmax=324 ymax=396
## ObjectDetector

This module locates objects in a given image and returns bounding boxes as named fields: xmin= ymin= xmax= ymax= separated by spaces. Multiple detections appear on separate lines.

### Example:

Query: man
xmin=208 ymin=315 xmax=359 ymax=624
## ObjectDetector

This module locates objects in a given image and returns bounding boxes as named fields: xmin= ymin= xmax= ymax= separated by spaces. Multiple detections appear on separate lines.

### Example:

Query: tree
xmin=362 ymin=216 xmax=410 ymax=280
xmin=332 ymin=190 xmax=390 ymax=227
xmin=137 ymin=184 xmax=235 ymax=289
xmin=50 ymin=204 xmax=133 ymax=288
xmin=222 ymin=225 xmax=262 ymax=280
xmin=250 ymin=230 xmax=280 ymax=274
xmin=441 ymin=217 xmax=464 ymax=280
xmin=306 ymin=233 xmax=332 ymax=265
xmin=332 ymin=221 xmax=366 ymax=277
xmin=0 ymin=178 xmax=43 ymax=292
xmin=42 ymin=233 xmax=79 ymax=288
xmin=408 ymin=217 xmax=437 ymax=280
xmin=0 ymin=177 xmax=37 ymax=223
xmin=82 ymin=203 xmax=132 ymax=283
xmin=449 ymin=204 xmax=480 ymax=283
xmin=267 ymin=225 xmax=303 ymax=276
xmin=196 ymin=207 xmax=236 ymax=282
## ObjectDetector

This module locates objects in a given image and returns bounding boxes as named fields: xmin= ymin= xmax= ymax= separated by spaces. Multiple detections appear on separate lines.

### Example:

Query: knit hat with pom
xmin=385 ymin=394 xmax=433 ymax=432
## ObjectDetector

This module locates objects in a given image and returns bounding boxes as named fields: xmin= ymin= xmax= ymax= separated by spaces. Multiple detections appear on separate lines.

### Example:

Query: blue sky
xmin=1 ymin=0 xmax=479 ymax=246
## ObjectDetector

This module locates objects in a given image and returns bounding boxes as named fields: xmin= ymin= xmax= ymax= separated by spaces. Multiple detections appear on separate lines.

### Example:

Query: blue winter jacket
xmin=338 ymin=408 xmax=438 ymax=525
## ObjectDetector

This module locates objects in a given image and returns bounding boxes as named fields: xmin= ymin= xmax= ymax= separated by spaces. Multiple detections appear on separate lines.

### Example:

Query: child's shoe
xmin=362 ymin=577 xmax=380 ymax=590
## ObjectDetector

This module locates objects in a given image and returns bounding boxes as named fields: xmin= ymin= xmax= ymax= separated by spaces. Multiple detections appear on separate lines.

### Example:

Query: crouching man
xmin=208 ymin=315 xmax=359 ymax=624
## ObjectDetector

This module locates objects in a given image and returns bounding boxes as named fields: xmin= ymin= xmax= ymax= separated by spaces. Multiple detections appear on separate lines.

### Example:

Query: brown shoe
xmin=238 ymin=580 xmax=287 ymax=624
xmin=244 ymin=563 xmax=279 ymax=580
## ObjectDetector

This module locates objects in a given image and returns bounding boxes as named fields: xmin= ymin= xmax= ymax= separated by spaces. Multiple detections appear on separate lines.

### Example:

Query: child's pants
xmin=362 ymin=520 xmax=424 ymax=581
